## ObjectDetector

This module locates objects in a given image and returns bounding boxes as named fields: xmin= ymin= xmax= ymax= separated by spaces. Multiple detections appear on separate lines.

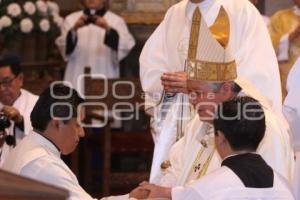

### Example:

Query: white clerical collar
xmin=31 ymin=131 xmax=61 ymax=158
xmin=223 ymin=152 xmax=257 ymax=161
xmin=294 ymin=6 xmax=300 ymax=16
xmin=186 ymin=0 xmax=216 ymax=21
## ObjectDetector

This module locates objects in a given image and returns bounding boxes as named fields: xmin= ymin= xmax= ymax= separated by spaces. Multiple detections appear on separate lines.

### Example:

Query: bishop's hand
xmin=139 ymin=182 xmax=172 ymax=199
xmin=161 ymin=71 xmax=188 ymax=95
xmin=129 ymin=185 xmax=150 ymax=199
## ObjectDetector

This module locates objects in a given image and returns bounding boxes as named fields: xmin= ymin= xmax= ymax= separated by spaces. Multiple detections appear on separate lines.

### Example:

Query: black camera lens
xmin=5 ymin=135 xmax=16 ymax=147
xmin=0 ymin=114 xmax=11 ymax=131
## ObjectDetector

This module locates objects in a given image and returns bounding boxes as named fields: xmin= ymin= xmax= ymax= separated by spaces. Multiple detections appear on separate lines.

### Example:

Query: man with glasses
xmin=0 ymin=54 xmax=38 ymax=166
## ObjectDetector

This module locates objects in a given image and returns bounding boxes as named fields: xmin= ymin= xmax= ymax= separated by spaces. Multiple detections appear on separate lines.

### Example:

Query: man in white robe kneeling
xmin=136 ymin=96 xmax=295 ymax=200
xmin=2 ymin=84 xmax=98 ymax=200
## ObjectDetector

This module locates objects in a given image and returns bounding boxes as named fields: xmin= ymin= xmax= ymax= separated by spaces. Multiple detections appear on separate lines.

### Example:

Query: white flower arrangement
xmin=0 ymin=0 xmax=62 ymax=44
xmin=7 ymin=3 xmax=22 ymax=17
xmin=39 ymin=18 xmax=50 ymax=32
xmin=23 ymin=1 xmax=36 ymax=15
xmin=20 ymin=18 xmax=34 ymax=33
xmin=36 ymin=0 xmax=48 ymax=14
xmin=0 ymin=16 xmax=12 ymax=28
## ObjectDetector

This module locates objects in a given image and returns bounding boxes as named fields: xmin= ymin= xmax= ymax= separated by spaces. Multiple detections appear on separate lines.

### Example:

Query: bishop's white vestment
xmin=140 ymin=0 xmax=282 ymax=183
xmin=159 ymin=79 xmax=294 ymax=187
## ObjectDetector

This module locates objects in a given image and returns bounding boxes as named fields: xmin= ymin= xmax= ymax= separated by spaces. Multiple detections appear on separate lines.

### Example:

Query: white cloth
xmin=0 ymin=89 xmax=38 ymax=166
xmin=56 ymin=10 xmax=135 ymax=93
xmin=262 ymin=15 xmax=270 ymax=26
xmin=283 ymin=58 xmax=300 ymax=199
xmin=159 ymin=79 xmax=294 ymax=187
xmin=171 ymin=166 xmax=294 ymax=200
xmin=2 ymin=132 xmax=96 ymax=200
xmin=140 ymin=0 xmax=282 ymax=183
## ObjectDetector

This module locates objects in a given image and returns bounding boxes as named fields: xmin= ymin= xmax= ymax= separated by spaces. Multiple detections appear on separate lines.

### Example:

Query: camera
xmin=0 ymin=114 xmax=16 ymax=147
xmin=84 ymin=9 xmax=97 ymax=24
xmin=0 ymin=114 xmax=11 ymax=131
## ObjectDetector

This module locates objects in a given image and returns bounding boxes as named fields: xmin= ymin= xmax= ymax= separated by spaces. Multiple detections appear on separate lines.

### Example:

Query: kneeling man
xmin=138 ymin=96 xmax=295 ymax=200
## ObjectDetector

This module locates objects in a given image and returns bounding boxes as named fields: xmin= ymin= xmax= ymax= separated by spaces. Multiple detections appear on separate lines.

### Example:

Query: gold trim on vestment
xmin=187 ymin=59 xmax=237 ymax=81
xmin=188 ymin=7 xmax=202 ymax=60
xmin=209 ymin=6 xmax=230 ymax=48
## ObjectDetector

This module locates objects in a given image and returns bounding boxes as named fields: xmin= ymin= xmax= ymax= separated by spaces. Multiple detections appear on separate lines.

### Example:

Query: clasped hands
xmin=161 ymin=71 xmax=188 ymax=95
xmin=129 ymin=181 xmax=171 ymax=200
xmin=73 ymin=14 xmax=109 ymax=31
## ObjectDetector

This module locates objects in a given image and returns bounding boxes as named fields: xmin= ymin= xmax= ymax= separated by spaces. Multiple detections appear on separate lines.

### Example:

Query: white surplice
xmin=140 ymin=0 xmax=282 ymax=183
xmin=159 ymin=79 xmax=294 ymax=188
xmin=172 ymin=166 xmax=294 ymax=200
xmin=283 ymin=58 xmax=300 ymax=200
xmin=0 ymin=89 xmax=38 ymax=166
xmin=56 ymin=10 xmax=135 ymax=93
xmin=2 ymin=132 xmax=96 ymax=200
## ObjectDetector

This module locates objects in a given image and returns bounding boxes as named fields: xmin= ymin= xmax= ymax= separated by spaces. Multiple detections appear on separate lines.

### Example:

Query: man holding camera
xmin=56 ymin=0 xmax=135 ymax=93
xmin=0 ymin=54 xmax=38 ymax=166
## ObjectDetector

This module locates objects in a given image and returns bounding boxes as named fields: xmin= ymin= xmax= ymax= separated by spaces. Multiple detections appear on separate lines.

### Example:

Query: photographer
xmin=0 ymin=54 xmax=38 ymax=166
xmin=56 ymin=0 xmax=135 ymax=93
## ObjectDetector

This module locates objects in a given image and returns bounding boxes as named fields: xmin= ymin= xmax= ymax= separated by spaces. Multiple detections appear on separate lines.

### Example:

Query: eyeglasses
xmin=0 ymin=76 xmax=17 ymax=88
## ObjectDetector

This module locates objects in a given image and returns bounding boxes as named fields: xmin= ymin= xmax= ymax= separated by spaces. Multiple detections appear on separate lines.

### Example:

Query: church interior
xmin=0 ymin=0 xmax=300 ymax=199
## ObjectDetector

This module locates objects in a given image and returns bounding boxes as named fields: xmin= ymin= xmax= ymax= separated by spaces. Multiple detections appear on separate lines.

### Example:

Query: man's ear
xmin=18 ymin=73 xmax=24 ymax=87
xmin=215 ymin=130 xmax=227 ymax=147
xmin=219 ymin=82 xmax=234 ymax=99
xmin=50 ymin=119 xmax=61 ymax=129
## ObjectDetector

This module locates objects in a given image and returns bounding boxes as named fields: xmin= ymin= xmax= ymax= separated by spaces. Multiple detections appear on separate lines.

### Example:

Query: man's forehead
xmin=187 ymin=80 xmax=209 ymax=90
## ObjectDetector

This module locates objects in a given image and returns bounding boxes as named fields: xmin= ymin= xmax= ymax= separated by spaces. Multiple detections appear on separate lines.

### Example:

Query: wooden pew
xmin=0 ymin=169 xmax=68 ymax=200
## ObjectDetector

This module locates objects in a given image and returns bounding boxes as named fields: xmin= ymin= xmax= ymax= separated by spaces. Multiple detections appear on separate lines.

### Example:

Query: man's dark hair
xmin=0 ymin=54 xmax=22 ymax=76
xmin=30 ymin=84 xmax=85 ymax=132
xmin=213 ymin=96 xmax=266 ymax=151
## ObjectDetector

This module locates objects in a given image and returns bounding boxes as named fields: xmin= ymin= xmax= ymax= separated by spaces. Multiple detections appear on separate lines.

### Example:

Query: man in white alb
xmin=0 ymin=54 xmax=38 ymax=166
xmin=137 ymin=97 xmax=295 ymax=200
xmin=56 ymin=0 xmax=135 ymax=93
xmin=140 ymin=0 xmax=282 ymax=183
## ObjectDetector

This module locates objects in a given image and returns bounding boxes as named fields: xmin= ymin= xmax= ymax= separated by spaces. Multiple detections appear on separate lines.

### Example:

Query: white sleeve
xmin=55 ymin=16 xmax=74 ymax=61
xmin=100 ymin=194 xmax=130 ymax=200
xmin=139 ymin=18 xmax=169 ymax=102
xmin=113 ymin=18 xmax=135 ymax=61
xmin=20 ymin=159 xmax=96 ymax=200
xmin=159 ymin=138 xmax=184 ymax=187
xmin=172 ymin=186 xmax=204 ymax=200
xmin=277 ymin=34 xmax=290 ymax=62
xmin=234 ymin=4 xmax=282 ymax=113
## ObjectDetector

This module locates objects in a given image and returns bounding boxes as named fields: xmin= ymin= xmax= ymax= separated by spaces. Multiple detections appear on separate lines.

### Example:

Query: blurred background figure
xmin=269 ymin=0 xmax=300 ymax=98
xmin=0 ymin=54 xmax=38 ymax=166
xmin=56 ymin=0 xmax=135 ymax=93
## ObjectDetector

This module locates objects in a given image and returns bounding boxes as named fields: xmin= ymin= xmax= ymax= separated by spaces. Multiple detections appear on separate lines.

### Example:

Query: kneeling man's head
xmin=30 ymin=84 xmax=85 ymax=155
xmin=213 ymin=96 xmax=266 ymax=159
